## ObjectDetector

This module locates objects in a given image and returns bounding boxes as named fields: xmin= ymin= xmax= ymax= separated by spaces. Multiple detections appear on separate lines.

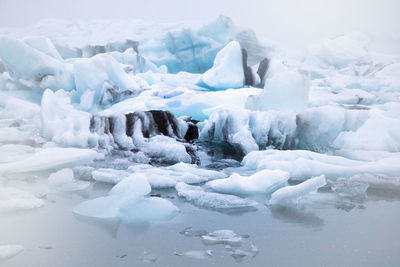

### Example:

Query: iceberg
xmin=201 ymin=41 xmax=244 ymax=89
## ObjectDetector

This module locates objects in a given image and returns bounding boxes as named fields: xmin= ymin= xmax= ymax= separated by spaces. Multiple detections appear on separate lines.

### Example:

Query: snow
xmin=0 ymin=245 xmax=24 ymax=261
xmin=175 ymin=182 xmax=257 ymax=210
xmin=206 ymin=169 xmax=289 ymax=196
xmin=201 ymin=41 xmax=244 ymax=89
xmin=268 ymin=175 xmax=327 ymax=206
xmin=73 ymin=174 xmax=179 ymax=223
xmin=0 ymin=187 xmax=44 ymax=213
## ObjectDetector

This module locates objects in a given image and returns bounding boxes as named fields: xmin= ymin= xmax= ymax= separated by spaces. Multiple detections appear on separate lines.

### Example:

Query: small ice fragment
xmin=179 ymin=227 xmax=208 ymax=237
xmin=329 ymin=177 xmax=369 ymax=198
xmin=201 ymin=230 xmax=243 ymax=247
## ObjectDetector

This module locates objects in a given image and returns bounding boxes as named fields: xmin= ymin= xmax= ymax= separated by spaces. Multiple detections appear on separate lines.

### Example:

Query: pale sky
xmin=0 ymin=0 xmax=398 ymax=47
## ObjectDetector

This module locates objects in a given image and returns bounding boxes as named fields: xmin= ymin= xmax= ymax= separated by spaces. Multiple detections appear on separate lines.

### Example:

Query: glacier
xmin=0 ymin=15 xmax=400 ymax=265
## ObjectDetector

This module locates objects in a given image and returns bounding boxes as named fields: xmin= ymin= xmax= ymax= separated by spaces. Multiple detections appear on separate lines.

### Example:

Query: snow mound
xmin=206 ymin=169 xmax=289 ymax=196
xmin=201 ymin=41 xmax=244 ymax=89
xmin=73 ymin=174 xmax=178 ymax=223
xmin=268 ymin=175 xmax=327 ymax=206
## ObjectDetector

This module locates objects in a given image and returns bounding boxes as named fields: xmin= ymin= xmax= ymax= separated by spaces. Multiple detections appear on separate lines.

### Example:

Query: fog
xmin=0 ymin=0 xmax=399 ymax=47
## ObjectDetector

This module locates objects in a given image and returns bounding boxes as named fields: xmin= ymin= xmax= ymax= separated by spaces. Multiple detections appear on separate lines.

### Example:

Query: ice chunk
xmin=73 ymin=174 xmax=178 ymax=223
xmin=175 ymin=182 xmax=257 ymax=210
xmin=0 ymin=148 xmax=98 ymax=173
xmin=48 ymin=168 xmax=90 ymax=191
xmin=201 ymin=41 xmax=244 ymax=89
xmin=268 ymin=175 xmax=327 ymax=206
xmin=206 ymin=169 xmax=289 ymax=196
xmin=329 ymin=177 xmax=369 ymax=198
xmin=201 ymin=230 xmax=243 ymax=246
xmin=72 ymin=53 xmax=148 ymax=108
xmin=0 ymin=245 xmax=24 ymax=261
xmin=23 ymin=36 xmax=63 ymax=60
xmin=246 ymin=67 xmax=309 ymax=113
xmin=0 ymin=187 xmax=44 ymax=213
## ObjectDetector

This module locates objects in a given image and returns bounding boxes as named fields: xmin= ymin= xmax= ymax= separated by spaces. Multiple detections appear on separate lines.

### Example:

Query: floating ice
xmin=201 ymin=41 xmax=244 ymax=89
xmin=201 ymin=230 xmax=243 ymax=246
xmin=268 ymin=175 xmax=327 ymax=206
xmin=73 ymin=174 xmax=179 ymax=223
xmin=206 ymin=169 xmax=289 ymax=196
xmin=48 ymin=168 xmax=90 ymax=191
xmin=0 ymin=147 xmax=98 ymax=173
xmin=0 ymin=187 xmax=44 ymax=213
xmin=329 ymin=177 xmax=369 ymax=198
xmin=175 ymin=182 xmax=257 ymax=210
xmin=0 ymin=245 xmax=24 ymax=261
